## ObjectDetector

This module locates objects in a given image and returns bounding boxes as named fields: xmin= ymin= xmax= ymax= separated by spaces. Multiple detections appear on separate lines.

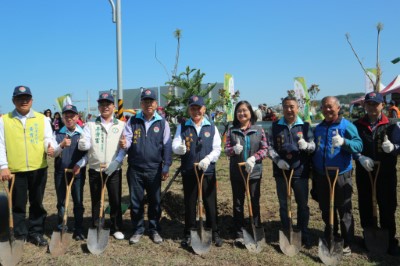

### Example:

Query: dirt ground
xmin=3 ymin=156 xmax=400 ymax=265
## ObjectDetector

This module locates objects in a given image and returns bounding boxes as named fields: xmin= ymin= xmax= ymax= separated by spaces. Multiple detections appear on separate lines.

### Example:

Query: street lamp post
xmin=108 ymin=0 xmax=124 ymax=119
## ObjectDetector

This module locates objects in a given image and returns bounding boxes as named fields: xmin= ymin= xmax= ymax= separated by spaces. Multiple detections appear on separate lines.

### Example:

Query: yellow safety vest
xmin=3 ymin=111 xmax=47 ymax=172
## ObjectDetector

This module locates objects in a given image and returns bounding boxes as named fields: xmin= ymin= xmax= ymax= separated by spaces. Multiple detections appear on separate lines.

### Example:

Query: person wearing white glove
xmin=224 ymin=100 xmax=268 ymax=244
xmin=358 ymin=155 xmax=374 ymax=172
xmin=268 ymin=96 xmax=317 ymax=247
xmin=353 ymin=92 xmax=400 ymax=255
xmin=277 ymin=159 xmax=290 ymax=170
xmin=332 ymin=129 xmax=345 ymax=147
xmin=172 ymin=95 xmax=223 ymax=247
xmin=233 ymin=139 xmax=243 ymax=155
xmin=105 ymin=160 xmax=122 ymax=176
xmin=245 ymin=156 xmax=256 ymax=173
xmin=381 ymin=135 xmax=394 ymax=153
xmin=83 ymin=93 xmax=127 ymax=241
xmin=174 ymin=140 xmax=187 ymax=155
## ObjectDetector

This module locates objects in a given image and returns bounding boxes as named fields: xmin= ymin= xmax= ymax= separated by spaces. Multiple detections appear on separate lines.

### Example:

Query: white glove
xmin=382 ymin=135 xmax=394 ymax=153
xmin=359 ymin=155 xmax=374 ymax=172
xmin=105 ymin=160 xmax=121 ymax=176
xmin=78 ymin=133 xmax=89 ymax=151
xmin=297 ymin=134 xmax=308 ymax=150
xmin=175 ymin=140 xmax=187 ymax=155
xmin=198 ymin=157 xmax=211 ymax=171
xmin=332 ymin=129 xmax=344 ymax=147
xmin=233 ymin=139 xmax=243 ymax=155
xmin=277 ymin=159 xmax=290 ymax=170
xmin=245 ymin=156 xmax=256 ymax=173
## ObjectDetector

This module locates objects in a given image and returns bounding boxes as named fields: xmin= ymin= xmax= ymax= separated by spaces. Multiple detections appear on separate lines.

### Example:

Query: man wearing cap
xmin=312 ymin=96 xmax=363 ymax=255
xmin=388 ymin=100 xmax=400 ymax=119
xmin=78 ymin=92 xmax=126 ymax=240
xmin=172 ymin=95 xmax=223 ymax=248
xmin=120 ymin=88 xmax=172 ymax=244
xmin=0 ymin=86 xmax=54 ymax=246
xmin=267 ymin=96 xmax=315 ymax=247
xmin=48 ymin=105 xmax=87 ymax=240
xmin=353 ymin=92 xmax=400 ymax=256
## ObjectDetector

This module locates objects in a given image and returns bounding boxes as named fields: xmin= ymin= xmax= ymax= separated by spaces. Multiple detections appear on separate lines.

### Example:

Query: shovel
xmin=318 ymin=167 xmax=343 ymax=266
xmin=49 ymin=169 xmax=75 ymax=256
xmin=363 ymin=161 xmax=389 ymax=254
xmin=279 ymin=169 xmax=301 ymax=257
xmin=190 ymin=163 xmax=212 ymax=255
xmin=87 ymin=164 xmax=110 ymax=255
xmin=0 ymin=174 xmax=24 ymax=266
xmin=238 ymin=162 xmax=265 ymax=253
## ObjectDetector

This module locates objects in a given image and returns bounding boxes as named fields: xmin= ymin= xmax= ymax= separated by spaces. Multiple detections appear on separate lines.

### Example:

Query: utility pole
xmin=108 ymin=0 xmax=124 ymax=119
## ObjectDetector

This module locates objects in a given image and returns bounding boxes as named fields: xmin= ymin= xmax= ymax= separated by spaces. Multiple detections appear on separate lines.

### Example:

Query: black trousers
xmin=12 ymin=168 xmax=48 ymax=238
xmin=315 ymin=170 xmax=354 ymax=247
xmin=230 ymin=176 xmax=261 ymax=234
xmin=356 ymin=167 xmax=397 ymax=246
xmin=182 ymin=168 xmax=219 ymax=235
xmin=89 ymin=168 xmax=123 ymax=232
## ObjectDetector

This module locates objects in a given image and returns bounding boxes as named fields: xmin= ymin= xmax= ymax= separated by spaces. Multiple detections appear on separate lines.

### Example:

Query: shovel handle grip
xmin=193 ymin=163 xmax=206 ymax=219
xmin=325 ymin=167 xmax=339 ymax=227
xmin=2 ymin=174 xmax=16 ymax=228
xmin=238 ymin=163 xmax=253 ymax=218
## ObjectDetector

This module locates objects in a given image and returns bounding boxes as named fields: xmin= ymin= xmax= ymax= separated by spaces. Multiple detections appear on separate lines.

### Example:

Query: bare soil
xmin=4 ymin=157 xmax=400 ymax=265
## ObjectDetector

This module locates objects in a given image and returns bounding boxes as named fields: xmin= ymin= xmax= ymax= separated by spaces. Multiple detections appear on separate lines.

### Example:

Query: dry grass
xmin=10 ymin=157 xmax=400 ymax=265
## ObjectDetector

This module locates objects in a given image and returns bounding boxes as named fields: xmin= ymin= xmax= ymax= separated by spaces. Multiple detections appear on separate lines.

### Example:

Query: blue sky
xmin=1 ymin=0 xmax=400 ymax=114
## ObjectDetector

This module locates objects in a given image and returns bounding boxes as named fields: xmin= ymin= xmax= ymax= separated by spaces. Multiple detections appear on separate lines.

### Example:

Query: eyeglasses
xmin=14 ymin=96 xmax=32 ymax=102
xmin=236 ymin=109 xmax=249 ymax=114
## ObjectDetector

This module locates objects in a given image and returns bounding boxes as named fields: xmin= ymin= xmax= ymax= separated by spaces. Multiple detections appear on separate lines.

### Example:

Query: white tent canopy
xmin=381 ymin=75 xmax=400 ymax=96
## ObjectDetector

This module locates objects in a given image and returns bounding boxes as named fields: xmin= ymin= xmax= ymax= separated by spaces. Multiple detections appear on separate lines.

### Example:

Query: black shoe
xmin=181 ymin=235 xmax=191 ymax=248
xmin=28 ymin=234 xmax=48 ymax=246
xmin=212 ymin=232 xmax=223 ymax=247
xmin=302 ymin=237 xmax=312 ymax=249
xmin=73 ymin=232 xmax=85 ymax=241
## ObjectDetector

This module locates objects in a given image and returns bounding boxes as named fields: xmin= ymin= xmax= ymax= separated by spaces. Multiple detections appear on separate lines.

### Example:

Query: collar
xmin=185 ymin=117 xmax=211 ymax=127
xmin=277 ymin=116 xmax=304 ymax=126
xmin=95 ymin=116 xmax=119 ymax=125
xmin=136 ymin=110 xmax=162 ymax=122
xmin=12 ymin=109 xmax=36 ymax=119
xmin=59 ymin=125 xmax=83 ymax=136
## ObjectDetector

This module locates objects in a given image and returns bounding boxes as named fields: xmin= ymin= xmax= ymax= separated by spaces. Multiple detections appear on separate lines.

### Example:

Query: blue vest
xmin=54 ymin=128 xmax=86 ymax=174
xmin=313 ymin=118 xmax=353 ymax=174
xmin=271 ymin=120 xmax=311 ymax=178
xmin=127 ymin=115 xmax=169 ymax=169
xmin=180 ymin=122 xmax=215 ymax=174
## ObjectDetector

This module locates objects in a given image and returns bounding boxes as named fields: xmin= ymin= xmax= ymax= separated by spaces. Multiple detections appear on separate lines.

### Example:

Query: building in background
xmin=100 ymin=83 xmax=224 ymax=110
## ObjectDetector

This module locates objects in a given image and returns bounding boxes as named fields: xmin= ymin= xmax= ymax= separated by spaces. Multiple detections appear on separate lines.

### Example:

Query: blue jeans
xmin=127 ymin=165 xmax=161 ymax=235
xmin=54 ymin=169 xmax=85 ymax=233
xmin=275 ymin=176 xmax=310 ymax=237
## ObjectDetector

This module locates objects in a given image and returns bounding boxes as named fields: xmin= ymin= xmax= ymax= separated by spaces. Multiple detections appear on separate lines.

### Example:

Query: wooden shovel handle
xmin=2 ymin=174 xmax=15 ymax=228
xmin=62 ymin=169 xmax=76 ymax=226
xmin=367 ymin=161 xmax=381 ymax=220
xmin=98 ymin=163 xmax=108 ymax=220
xmin=282 ymin=169 xmax=294 ymax=220
xmin=193 ymin=163 xmax=205 ymax=219
xmin=325 ymin=167 xmax=339 ymax=226
xmin=238 ymin=162 xmax=253 ymax=217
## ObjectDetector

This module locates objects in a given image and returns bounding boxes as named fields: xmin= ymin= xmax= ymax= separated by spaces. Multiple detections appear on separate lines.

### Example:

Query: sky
xmin=1 ymin=0 xmax=400 ymax=114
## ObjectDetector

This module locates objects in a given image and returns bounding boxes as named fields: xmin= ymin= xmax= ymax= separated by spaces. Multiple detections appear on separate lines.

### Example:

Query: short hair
xmin=281 ymin=96 xmax=298 ymax=106
xmin=321 ymin=96 xmax=340 ymax=107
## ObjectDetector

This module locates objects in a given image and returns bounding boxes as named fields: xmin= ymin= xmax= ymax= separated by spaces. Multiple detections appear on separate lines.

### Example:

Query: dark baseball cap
xmin=13 ymin=86 xmax=32 ymax=97
xmin=364 ymin=92 xmax=384 ymax=103
xmin=188 ymin=95 xmax=205 ymax=106
xmin=140 ymin=89 xmax=157 ymax=101
xmin=62 ymin=104 xmax=78 ymax=114
xmin=97 ymin=92 xmax=114 ymax=103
